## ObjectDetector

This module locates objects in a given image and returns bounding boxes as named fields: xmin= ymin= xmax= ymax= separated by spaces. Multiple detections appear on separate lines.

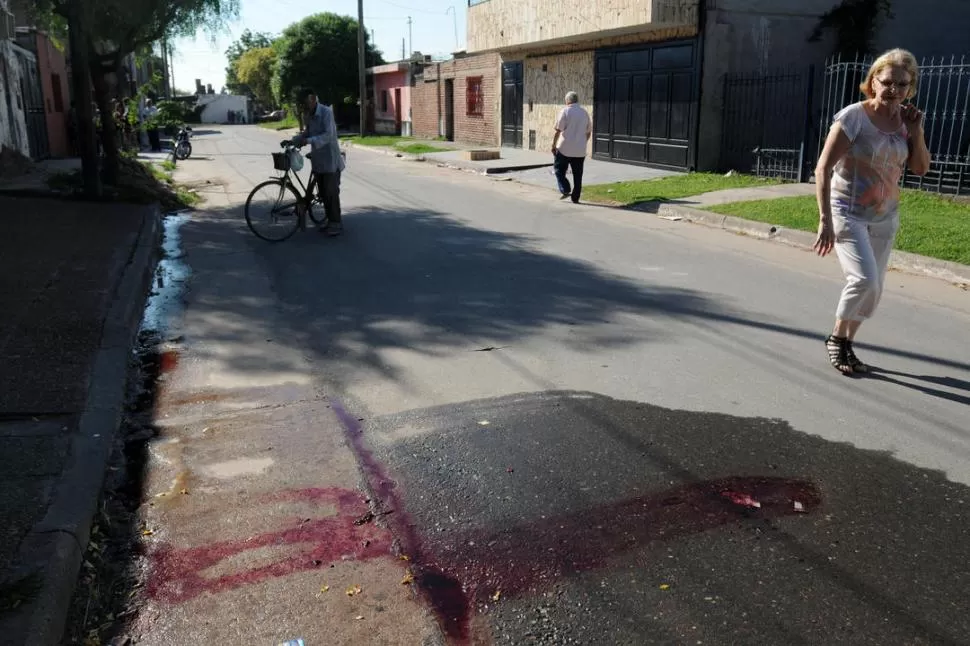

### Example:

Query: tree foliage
xmin=224 ymin=29 xmax=275 ymax=94
xmin=809 ymin=0 xmax=894 ymax=57
xmin=236 ymin=47 xmax=277 ymax=107
xmin=274 ymin=12 xmax=383 ymax=115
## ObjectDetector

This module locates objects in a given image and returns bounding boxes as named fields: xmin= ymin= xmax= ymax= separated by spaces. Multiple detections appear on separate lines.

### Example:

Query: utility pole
xmin=446 ymin=6 xmax=458 ymax=51
xmin=407 ymin=16 xmax=412 ymax=59
xmin=401 ymin=38 xmax=405 ymax=61
xmin=357 ymin=0 xmax=366 ymax=136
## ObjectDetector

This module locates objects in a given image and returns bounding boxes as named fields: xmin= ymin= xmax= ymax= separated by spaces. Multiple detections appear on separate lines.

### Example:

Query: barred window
xmin=466 ymin=76 xmax=483 ymax=116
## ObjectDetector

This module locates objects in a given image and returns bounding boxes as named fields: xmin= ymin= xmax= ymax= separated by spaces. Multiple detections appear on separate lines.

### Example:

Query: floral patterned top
xmin=830 ymin=102 xmax=910 ymax=221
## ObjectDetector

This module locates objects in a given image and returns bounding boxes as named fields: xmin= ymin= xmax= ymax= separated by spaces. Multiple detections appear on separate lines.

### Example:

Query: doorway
xmin=444 ymin=79 xmax=455 ymax=141
xmin=502 ymin=61 xmax=523 ymax=148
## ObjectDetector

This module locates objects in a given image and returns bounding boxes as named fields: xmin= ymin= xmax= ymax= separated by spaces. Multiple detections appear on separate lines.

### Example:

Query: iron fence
xmin=819 ymin=53 xmax=970 ymax=195
xmin=720 ymin=66 xmax=816 ymax=181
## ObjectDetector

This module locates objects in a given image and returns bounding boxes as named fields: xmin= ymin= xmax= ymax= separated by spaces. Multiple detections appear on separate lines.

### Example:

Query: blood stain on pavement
xmin=146 ymin=487 xmax=393 ymax=604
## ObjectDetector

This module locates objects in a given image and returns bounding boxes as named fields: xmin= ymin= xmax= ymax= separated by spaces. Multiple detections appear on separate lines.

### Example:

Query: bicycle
xmin=244 ymin=141 xmax=329 ymax=242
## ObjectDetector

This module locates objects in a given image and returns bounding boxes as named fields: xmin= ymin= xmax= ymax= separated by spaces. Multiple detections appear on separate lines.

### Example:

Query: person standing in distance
xmin=551 ymin=91 xmax=591 ymax=204
xmin=289 ymin=88 xmax=346 ymax=236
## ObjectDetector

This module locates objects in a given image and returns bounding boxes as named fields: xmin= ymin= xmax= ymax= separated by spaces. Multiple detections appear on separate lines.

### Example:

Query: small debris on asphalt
xmin=346 ymin=585 xmax=362 ymax=596
xmin=794 ymin=501 xmax=806 ymax=512
xmin=492 ymin=590 xmax=502 ymax=601
xmin=320 ymin=585 xmax=330 ymax=593
xmin=354 ymin=511 xmax=375 ymax=526
xmin=401 ymin=572 xmax=414 ymax=585
xmin=355 ymin=615 xmax=365 ymax=620
xmin=179 ymin=488 xmax=189 ymax=495
xmin=720 ymin=491 xmax=761 ymax=508
xmin=478 ymin=420 xmax=490 ymax=426
xmin=507 ymin=467 xmax=514 ymax=473
xmin=399 ymin=555 xmax=410 ymax=561
xmin=659 ymin=584 xmax=671 ymax=591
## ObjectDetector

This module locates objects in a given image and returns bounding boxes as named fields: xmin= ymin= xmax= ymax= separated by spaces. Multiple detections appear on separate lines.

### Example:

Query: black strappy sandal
xmin=825 ymin=335 xmax=855 ymax=375
xmin=845 ymin=341 xmax=870 ymax=374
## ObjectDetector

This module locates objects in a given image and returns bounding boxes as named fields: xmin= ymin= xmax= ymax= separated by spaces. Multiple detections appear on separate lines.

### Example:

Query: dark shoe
xmin=325 ymin=222 xmax=343 ymax=237
xmin=825 ymin=335 xmax=855 ymax=375
xmin=845 ymin=341 xmax=870 ymax=373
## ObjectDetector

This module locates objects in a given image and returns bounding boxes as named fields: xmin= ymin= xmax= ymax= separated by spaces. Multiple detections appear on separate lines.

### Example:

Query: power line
xmin=377 ymin=0 xmax=443 ymax=15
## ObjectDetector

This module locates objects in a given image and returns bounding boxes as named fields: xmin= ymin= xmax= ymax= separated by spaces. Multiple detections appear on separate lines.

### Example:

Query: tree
xmin=809 ymin=0 xmax=894 ymax=58
xmin=235 ymin=47 xmax=277 ymax=107
xmin=225 ymin=29 xmax=274 ymax=95
xmin=32 ymin=0 xmax=240 ymax=193
xmin=274 ymin=13 xmax=383 ymax=126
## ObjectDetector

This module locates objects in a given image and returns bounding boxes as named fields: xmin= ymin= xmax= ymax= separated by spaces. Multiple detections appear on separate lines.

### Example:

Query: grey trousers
xmin=833 ymin=212 xmax=899 ymax=321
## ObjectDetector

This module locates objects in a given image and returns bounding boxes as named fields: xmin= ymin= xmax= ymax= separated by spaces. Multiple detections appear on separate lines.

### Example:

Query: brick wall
xmin=412 ymin=80 xmax=441 ymax=139
xmin=410 ymin=53 xmax=501 ymax=146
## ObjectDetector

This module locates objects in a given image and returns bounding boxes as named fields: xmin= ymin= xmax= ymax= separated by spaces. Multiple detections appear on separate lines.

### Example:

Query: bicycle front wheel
xmin=245 ymin=180 xmax=302 ymax=242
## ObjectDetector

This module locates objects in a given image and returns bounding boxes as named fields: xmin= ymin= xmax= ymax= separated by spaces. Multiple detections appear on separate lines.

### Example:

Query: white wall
xmin=197 ymin=94 xmax=250 ymax=124
xmin=0 ymin=39 xmax=30 ymax=157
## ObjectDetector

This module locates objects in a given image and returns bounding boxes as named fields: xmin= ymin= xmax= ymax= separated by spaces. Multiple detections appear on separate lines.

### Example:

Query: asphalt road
xmin=132 ymin=125 xmax=970 ymax=646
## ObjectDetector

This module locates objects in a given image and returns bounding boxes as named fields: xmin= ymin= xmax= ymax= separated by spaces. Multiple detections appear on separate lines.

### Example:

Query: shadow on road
xmin=145 ymin=198 xmax=970 ymax=644
xmin=360 ymin=390 xmax=970 ymax=645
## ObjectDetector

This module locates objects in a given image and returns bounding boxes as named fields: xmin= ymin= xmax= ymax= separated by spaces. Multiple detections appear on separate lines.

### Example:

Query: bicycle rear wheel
xmin=245 ymin=180 xmax=302 ymax=242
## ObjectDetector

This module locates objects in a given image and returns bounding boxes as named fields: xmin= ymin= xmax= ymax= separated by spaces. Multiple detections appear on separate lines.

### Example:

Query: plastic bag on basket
xmin=287 ymin=148 xmax=305 ymax=172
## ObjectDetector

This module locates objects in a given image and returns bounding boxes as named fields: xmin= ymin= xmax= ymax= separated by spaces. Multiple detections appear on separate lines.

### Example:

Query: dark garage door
xmin=594 ymin=40 xmax=699 ymax=170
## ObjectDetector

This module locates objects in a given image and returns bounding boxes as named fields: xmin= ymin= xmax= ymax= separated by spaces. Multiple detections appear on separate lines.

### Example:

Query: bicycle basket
xmin=272 ymin=152 xmax=290 ymax=171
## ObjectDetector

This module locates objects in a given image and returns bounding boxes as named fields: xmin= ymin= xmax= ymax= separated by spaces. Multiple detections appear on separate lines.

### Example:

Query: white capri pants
xmin=833 ymin=212 xmax=899 ymax=322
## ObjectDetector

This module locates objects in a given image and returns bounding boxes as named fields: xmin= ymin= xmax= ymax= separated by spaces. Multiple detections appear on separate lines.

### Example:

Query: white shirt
xmin=555 ymin=103 xmax=591 ymax=158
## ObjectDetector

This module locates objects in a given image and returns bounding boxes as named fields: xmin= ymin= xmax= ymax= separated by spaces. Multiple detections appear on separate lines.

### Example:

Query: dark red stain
xmin=146 ymin=487 xmax=393 ymax=603
xmin=159 ymin=349 xmax=179 ymax=374
xmin=329 ymin=400 xmax=821 ymax=645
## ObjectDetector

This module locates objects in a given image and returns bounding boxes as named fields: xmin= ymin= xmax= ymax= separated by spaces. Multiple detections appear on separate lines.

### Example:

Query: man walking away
xmin=551 ymin=91 xmax=591 ymax=204
xmin=290 ymin=88 xmax=346 ymax=236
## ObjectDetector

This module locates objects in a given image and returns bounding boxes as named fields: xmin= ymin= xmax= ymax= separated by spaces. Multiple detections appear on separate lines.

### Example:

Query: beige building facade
xmin=467 ymin=0 xmax=702 ymax=169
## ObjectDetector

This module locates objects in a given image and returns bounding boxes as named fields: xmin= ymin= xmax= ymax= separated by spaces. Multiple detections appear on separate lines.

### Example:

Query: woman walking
xmin=814 ymin=48 xmax=931 ymax=375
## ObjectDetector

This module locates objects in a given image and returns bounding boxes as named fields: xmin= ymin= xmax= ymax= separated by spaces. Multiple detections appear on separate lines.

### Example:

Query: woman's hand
xmin=814 ymin=218 xmax=835 ymax=257
xmin=901 ymin=103 xmax=924 ymax=131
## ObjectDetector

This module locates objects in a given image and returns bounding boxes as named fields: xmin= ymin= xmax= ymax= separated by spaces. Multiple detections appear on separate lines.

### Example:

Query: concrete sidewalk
xmin=0 ymin=196 xmax=160 ymax=645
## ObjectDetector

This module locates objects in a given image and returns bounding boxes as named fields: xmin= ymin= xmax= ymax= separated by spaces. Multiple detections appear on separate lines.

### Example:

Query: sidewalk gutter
xmin=643 ymin=201 xmax=970 ymax=286
xmin=1 ymin=205 xmax=163 ymax=646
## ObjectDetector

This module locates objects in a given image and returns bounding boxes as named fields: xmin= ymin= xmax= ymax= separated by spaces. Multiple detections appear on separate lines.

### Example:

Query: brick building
xmin=411 ymin=52 xmax=500 ymax=147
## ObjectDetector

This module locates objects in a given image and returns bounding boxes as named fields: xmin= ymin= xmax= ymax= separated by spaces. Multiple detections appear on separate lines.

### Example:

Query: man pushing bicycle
xmin=286 ymin=88 xmax=345 ymax=236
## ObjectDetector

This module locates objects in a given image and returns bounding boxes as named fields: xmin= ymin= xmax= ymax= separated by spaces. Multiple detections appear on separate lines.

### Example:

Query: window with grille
xmin=466 ymin=76 xmax=483 ymax=116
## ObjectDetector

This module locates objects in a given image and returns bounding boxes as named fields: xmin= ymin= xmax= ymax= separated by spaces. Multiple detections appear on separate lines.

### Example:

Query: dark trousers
xmin=314 ymin=171 xmax=342 ymax=223
xmin=554 ymin=152 xmax=585 ymax=203
xmin=148 ymin=128 xmax=161 ymax=151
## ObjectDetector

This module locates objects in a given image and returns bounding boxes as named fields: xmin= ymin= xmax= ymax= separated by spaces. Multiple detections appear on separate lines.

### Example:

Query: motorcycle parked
xmin=173 ymin=125 xmax=193 ymax=160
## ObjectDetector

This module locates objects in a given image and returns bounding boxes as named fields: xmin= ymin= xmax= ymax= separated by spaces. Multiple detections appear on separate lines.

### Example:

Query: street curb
xmin=644 ymin=202 xmax=970 ymax=286
xmin=342 ymin=140 xmax=557 ymax=177
xmin=341 ymin=140 xmax=423 ymax=162
xmin=0 ymin=205 xmax=162 ymax=645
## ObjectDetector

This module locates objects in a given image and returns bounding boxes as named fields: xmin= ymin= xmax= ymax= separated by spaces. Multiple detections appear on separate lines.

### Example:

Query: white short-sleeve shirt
xmin=555 ymin=103 xmax=591 ymax=158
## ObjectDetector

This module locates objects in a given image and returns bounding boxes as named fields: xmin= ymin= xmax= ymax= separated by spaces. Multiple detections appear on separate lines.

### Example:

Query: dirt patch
xmin=47 ymin=157 xmax=200 ymax=211
xmin=0 ymin=146 xmax=34 ymax=179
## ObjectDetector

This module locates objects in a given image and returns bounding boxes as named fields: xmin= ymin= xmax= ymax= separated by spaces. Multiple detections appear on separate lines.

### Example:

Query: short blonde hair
xmin=861 ymin=48 xmax=919 ymax=100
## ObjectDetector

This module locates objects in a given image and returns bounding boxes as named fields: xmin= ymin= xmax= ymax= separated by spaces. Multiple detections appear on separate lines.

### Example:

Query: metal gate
xmin=720 ymin=66 xmax=816 ymax=181
xmin=12 ymin=44 xmax=49 ymax=160
xmin=501 ymin=61 xmax=523 ymax=148
xmin=593 ymin=40 xmax=699 ymax=169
